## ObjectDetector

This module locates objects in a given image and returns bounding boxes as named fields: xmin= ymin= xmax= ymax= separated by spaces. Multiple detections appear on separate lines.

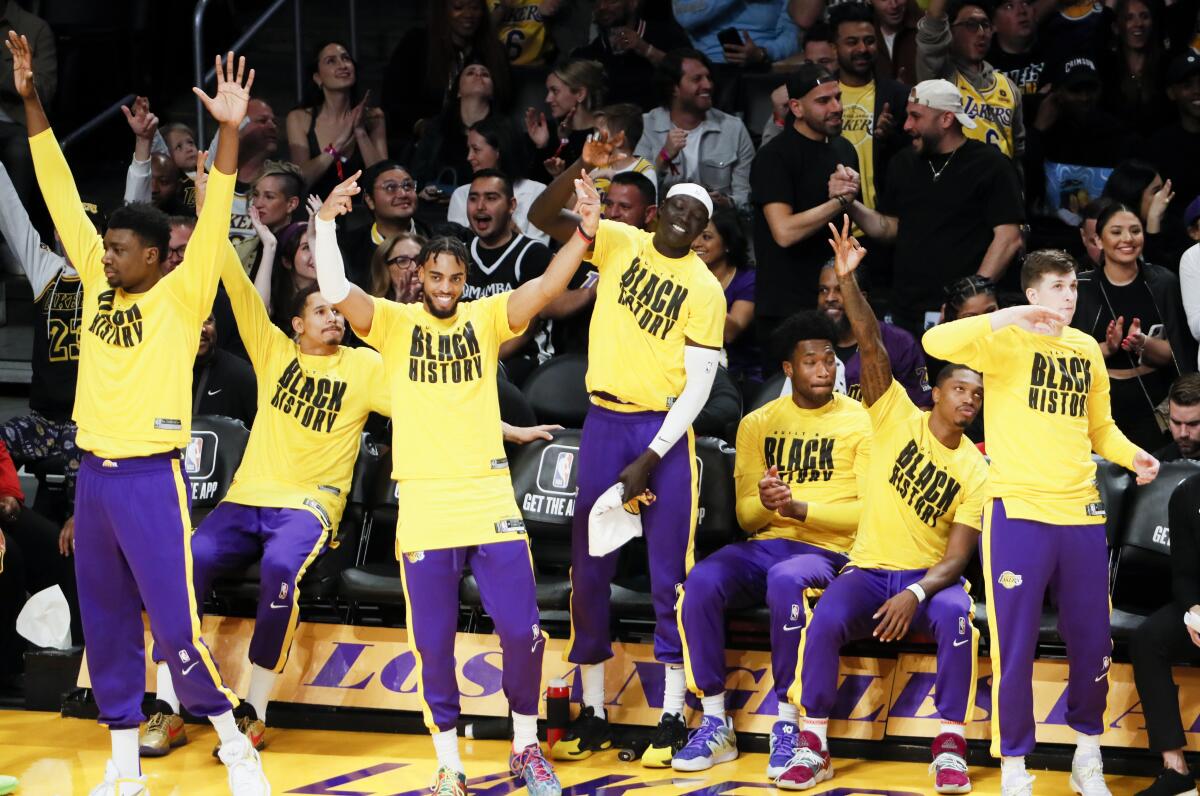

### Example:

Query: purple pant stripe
xmin=191 ymin=502 xmax=329 ymax=673
xmin=567 ymin=405 xmax=698 ymax=665
xmin=678 ymin=538 xmax=845 ymax=700
xmin=983 ymin=498 xmax=1112 ymax=758
xmin=74 ymin=453 xmax=238 ymax=729
xmin=400 ymin=539 xmax=544 ymax=733
xmin=797 ymin=566 xmax=975 ymax=722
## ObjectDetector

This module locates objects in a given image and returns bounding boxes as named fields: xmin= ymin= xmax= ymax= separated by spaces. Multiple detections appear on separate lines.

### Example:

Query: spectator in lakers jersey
xmin=491 ymin=0 xmax=560 ymax=66
xmin=916 ymin=0 xmax=1025 ymax=162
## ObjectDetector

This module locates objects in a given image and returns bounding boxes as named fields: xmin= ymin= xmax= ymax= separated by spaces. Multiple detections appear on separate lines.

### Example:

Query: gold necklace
xmin=928 ymin=144 xmax=961 ymax=182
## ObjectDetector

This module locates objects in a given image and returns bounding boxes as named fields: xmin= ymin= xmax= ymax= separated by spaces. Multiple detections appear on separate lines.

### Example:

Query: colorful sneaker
xmin=672 ymin=715 xmax=738 ymax=772
xmin=641 ymin=712 xmax=688 ymax=768
xmin=550 ymin=706 xmax=613 ymax=761
xmin=1135 ymin=768 xmax=1199 ymax=796
xmin=139 ymin=701 xmax=187 ymax=757
xmin=88 ymin=759 xmax=148 ymax=795
xmin=0 ymin=775 xmax=17 ymax=796
xmin=213 ymin=706 xmax=267 ymax=757
xmin=774 ymin=731 xmax=833 ymax=791
xmin=767 ymin=721 xmax=800 ymax=780
xmin=431 ymin=765 xmax=469 ymax=796
xmin=929 ymin=732 xmax=971 ymax=793
xmin=1071 ymin=750 xmax=1113 ymax=796
xmin=510 ymin=743 xmax=562 ymax=796
xmin=217 ymin=733 xmax=271 ymax=795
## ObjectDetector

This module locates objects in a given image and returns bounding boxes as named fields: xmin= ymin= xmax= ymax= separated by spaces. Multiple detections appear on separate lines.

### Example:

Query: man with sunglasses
xmin=916 ymin=0 xmax=1025 ymax=162
xmin=339 ymin=159 xmax=429 ymax=288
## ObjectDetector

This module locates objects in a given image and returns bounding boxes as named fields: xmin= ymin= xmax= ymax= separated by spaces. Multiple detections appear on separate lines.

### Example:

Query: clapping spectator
xmin=692 ymin=207 xmax=761 ymax=388
xmin=411 ymin=62 xmax=495 ymax=188
xmin=525 ymin=59 xmax=605 ymax=178
xmin=635 ymin=48 xmax=754 ymax=209
xmin=286 ymin=41 xmax=387 ymax=199
xmin=449 ymin=116 xmax=548 ymax=243
xmin=572 ymin=0 xmax=692 ymax=110
xmin=369 ymin=231 xmax=427 ymax=303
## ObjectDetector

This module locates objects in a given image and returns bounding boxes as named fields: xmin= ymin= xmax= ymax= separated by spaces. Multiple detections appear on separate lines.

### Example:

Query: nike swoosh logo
xmin=270 ymin=601 xmax=290 ymax=609
xmin=953 ymin=638 xmax=970 ymax=647
xmin=782 ymin=624 xmax=806 ymax=632
xmin=531 ymin=638 xmax=545 ymax=654
xmin=206 ymin=389 xmax=222 ymax=396
xmin=1095 ymin=672 xmax=1108 ymax=682
xmin=181 ymin=662 xmax=199 ymax=676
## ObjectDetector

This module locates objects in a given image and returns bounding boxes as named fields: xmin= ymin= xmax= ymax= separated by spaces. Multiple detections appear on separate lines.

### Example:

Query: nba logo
xmin=552 ymin=452 xmax=574 ymax=489
xmin=790 ymin=604 xmax=800 ymax=621
xmin=958 ymin=617 xmax=966 ymax=635
xmin=178 ymin=650 xmax=191 ymax=664
xmin=278 ymin=583 xmax=289 ymax=601
xmin=184 ymin=437 xmax=204 ymax=474
xmin=531 ymin=624 xmax=540 ymax=641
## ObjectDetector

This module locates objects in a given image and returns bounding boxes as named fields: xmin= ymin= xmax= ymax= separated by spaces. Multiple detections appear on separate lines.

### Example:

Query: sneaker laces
xmin=431 ymin=768 xmax=463 ymax=796
xmin=651 ymin=714 xmax=683 ymax=747
xmin=785 ymin=745 xmax=826 ymax=773
xmin=771 ymin=727 xmax=798 ymax=759
xmin=684 ymin=718 xmax=722 ymax=750
xmin=930 ymin=752 xmax=968 ymax=775
xmin=516 ymin=747 xmax=556 ymax=784
xmin=1001 ymin=771 xmax=1036 ymax=796
xmin=145 ymin=713 xmax=168 ymax=733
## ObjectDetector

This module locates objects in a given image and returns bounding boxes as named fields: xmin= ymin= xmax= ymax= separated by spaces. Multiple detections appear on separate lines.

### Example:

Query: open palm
xmin=574 ymin=171 xmax=601 ymax=234
xmin=5 ymin=32 xmax=35 ymax=99
xmin=193 ymin=52 xmax=255 ymax=126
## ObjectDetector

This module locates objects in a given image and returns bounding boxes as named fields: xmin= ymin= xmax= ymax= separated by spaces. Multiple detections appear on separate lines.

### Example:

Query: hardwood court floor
xmin=0 ymin=710 xmax=1156 ymax=795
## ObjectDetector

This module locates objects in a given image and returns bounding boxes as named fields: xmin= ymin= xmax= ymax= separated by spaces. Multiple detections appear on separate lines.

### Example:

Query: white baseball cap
xmin=666 ymin=183 xmax=714 ymax=218
xmin=909 ymin=79 xmax=977 ymax=130
xmin=588 ymin=483 xmax=644 ymax=557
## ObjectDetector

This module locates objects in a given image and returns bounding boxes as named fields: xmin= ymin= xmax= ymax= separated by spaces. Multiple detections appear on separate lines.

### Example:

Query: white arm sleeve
xmin=648 ymin=345 xmax=720 ymax=457
xmin=124 ymin=157 xmax=151 ymax=205
xmin=1180 ymin=245 xmax=1200 ymax=349
xmin=313 ymin=215 xmax=352 ymax=303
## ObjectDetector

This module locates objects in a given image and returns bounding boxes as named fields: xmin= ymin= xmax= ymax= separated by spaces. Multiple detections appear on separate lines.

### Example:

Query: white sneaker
xmin=1071 ymin=751 xmax=1112 ymax=796
xmin=217 ymin=734 xmax=271 ymax=795
xmin=1001 ymin=769 xmax=1035 ymax=796
xmin=88 ymin=759 xmax=148 ymax=795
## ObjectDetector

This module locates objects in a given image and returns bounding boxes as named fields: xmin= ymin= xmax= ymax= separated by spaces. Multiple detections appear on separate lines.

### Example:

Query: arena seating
xmin=521 ymin=354 xmax=590 ymax=428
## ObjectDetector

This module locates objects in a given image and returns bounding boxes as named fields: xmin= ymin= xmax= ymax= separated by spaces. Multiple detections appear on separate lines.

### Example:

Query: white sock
xmin=940 ymin=721 xmax=965 ymax=738
xmin=155 ymin=662 xmax=180 ymax=714
xmin=581 ymin=663 xmax=606 ymax=719
xmin=804 ymin=717 xmax=828 ymax=750
xmin=1075 ymin=733 xmax=1101 ymax=757
xmin=663 ymin=665 xmax=687 ymax=719
xmin=1002 ymin=756 xmax=1027 ymax=777
xmin=111 ymin=728 xmax=140 ymax=779
xmin=513 ymin=712 xmax=539 ymax=751
xmin=246 ymin=664 xmax=278 ymax=723
xmin=778 ymin=703 xmax=799 ymax=724
xmin=210 ymin=710 xmax=241 ymax=746
xmin=701 ymin=694 xmax=726 ymax=722
xmin=433 ymin=728 xmax=464 ymax=774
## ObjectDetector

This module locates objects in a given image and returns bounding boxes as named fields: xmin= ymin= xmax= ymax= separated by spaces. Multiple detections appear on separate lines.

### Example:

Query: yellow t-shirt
xmin=850 ymin=380 xmax=989 ymax=570
xmin=218 ymin=245 xmax=390 ymax=530
xmin=360 ymin=292 xmax=524 ymax=481
xmin=29 ymin=128 xmax=236 ymax=459
xmin=592 ymin=157 xmax=658 ymax=202
xmin=923 ymin=316 xmax=1140 ymax=525
xmin=838 ymin=81 xmax=877 ymax=210
xmin=957 ymin=72 xmax=1020 ymax=158
xmin=489 ymin=0 xmax=552 ymax=65
xmin=587 ymin=219 xmax=726 ymax=412
xmin=735 ymin=393 xmax=872 ymax=552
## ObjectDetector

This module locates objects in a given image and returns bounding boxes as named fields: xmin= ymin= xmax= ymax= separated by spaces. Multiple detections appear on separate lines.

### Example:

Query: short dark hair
xmin=595 ymin=103 xmax=644 ymax=149
xmin=947 ymin=0 xmax=993 ymax=20
xmin=944 ymin=275 xmax=997 ymax=319
xmin=1169 ymin=374 xmax=1200 ymax=407
xmin=470 ymin=167 xmax=514 ymax=199
xmin=290 ymin=283 xmax=322 ymax=322
xmin=1020 ymin=249 xmax=1078 ymax=291
xmin=107 ymin=203 xmax=171 ymax=263
xmin=772 ymin=310 xmax=840 ymax=363
xmin=361 ymin=159 xmax=412 ymax=196
xmin=419 ymin=235 xmax=470 ymax=273
xmin=936 ymin=362 xmax=979 ymax=386
xmin=804 ymin=22 xmax=835 ymax=47
xmin=829 ymin=2 xmax=876 ymax=35
xmin=610 ymin=171 xmax=657 ymax=207
xmin=658 ymin=48 xmax=713 ymax=105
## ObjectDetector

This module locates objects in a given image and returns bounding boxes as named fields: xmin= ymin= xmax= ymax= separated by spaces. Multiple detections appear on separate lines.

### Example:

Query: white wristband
xmin=906 ymin=583 xmax=927 ymax=603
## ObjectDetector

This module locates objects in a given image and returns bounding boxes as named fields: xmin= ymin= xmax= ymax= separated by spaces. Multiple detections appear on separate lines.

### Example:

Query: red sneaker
xmin=930 ymin=732 xmax=971 ymax=794
xmin=774 ymin=730 xmax=833 ymax=791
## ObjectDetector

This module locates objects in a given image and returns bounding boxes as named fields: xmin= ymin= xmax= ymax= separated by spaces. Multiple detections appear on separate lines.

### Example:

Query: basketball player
xmin=777 ymin=218 xmax=987 ymax=794
xmin=10 ymin=32 xmax=269 ymax=795
xmin=314 ymin=171 xmax=602 ymax=796
xmin=138 ymin=219 xmax=389 ymax=757
xmin=548 ymin=137 xmax=725 ymax=767
xmin=923 ymin=250 xmax=1160 ymax=796
xmin=672 ymin=311 xmax=871 ymax=776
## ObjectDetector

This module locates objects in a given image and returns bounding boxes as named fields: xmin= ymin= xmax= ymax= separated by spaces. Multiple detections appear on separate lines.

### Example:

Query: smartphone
xmin=1147 ymin=323 xmax=1164 ymax=339
xmin=718 ymin=27 xmax=742 ymax=48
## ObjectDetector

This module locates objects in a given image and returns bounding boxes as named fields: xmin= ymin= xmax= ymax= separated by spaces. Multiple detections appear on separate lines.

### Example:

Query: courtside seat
xmin=185 ymin=415 xmax=250 ymax=526
xmin=747 ymin=372 xmax=786 ymax=416
xmin=521 ymin=354 xmax=589 ymax=427
xmin=339 ymin=461 xmax=404 ymax=613
xmin=1094 ymin=455 xmax=1135 ymax=548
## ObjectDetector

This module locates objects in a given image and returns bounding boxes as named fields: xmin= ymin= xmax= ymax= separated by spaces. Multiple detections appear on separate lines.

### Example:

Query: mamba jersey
xmin=30 ymin=129 xmax=236 ymax=459
xmin=490 ymin=0 xmax=553 ymax=65
xmin=218 ymin=245 xmax=389 ymax=530
xmin=361 ymin=292 xmax=524 ymax=483
xmin=586 ymin=220 xmax=725 ymax=412
xmin=839 ymin=81 xmax=877 ymax=209
xmin=957 ymin=72 xmax=1020 ymax=158
xmin=31 ymin=271 xmax=82 ymax=419
xmin=922 ymin=315 xmax=1139 ymax=525
xmin=735 ymin=393 xmax=872 ymax=552
xmin=850 ymin=380 xmax=989 ymax=570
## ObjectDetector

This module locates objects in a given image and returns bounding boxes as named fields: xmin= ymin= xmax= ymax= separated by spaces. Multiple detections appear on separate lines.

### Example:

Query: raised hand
xmin=665 ymin=127 xmax=688 ymax=160
xmin=873 ymin=102 xmax=894 ymax=139
xmin=1148 ymin=178 xmax=1174 ymax=229
xmin=1104 ymin=315 xmax=1126 ymax=356
xmin=827 ymin=215 xmax=868 ymax=277
xmin=193 ymin=52 xmax=255 ymax=127
xmin=193 ymin=149 xmax=210 ymax=213
xmin=122 ymin=96 xmax=159 ymax=140
xmin=306 ymin=194 xmax=322 ymax=219
xmin=543 ymin=156 xmax=566 ymax=177
xmin=5 ymin=32 xmax=36 ymax=101
xmin=317 ymin=170 xmax=362 ymax=221
xmin=582 ymin=129 xmax=626 ymax=170
xmin=525 ymin=108 xmax=550 ymax=149
xmin=248 ymin=205 xmax=276 ymax=246
xmin=573 ymin=170 xmax=601 ymax=236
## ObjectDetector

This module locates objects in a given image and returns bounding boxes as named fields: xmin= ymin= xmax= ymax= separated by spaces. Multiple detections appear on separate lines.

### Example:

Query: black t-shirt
xmin=988 ymin=44 xmax=1048 ymax=98
xmin=1038 ymin=5 xmax=1112 ymax=71
xmin=30 ymin=271 xmax=81 ymax=421
xmin=193 ymin=348 xmax=258 ymax=427
xmin=465 ymin=234 xmax=552 ymax=298
xmin=878 ymin=139 xmax=1024 ymax=320
xmin=751 ymin=125 xmax=858 ymax=317
xmin=572 ymin=19 xmax=693 ymax=112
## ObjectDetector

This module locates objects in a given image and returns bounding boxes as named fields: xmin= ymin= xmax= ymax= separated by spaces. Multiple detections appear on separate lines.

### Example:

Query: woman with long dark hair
xmin=411 ymin=62 xmax=495 ymax=189
xmin=286 ymin=42 xmax=387 ymax=200
xmin=1101 ymin=0 xmax=1172 ymax=134
xmin=1102 ymin=158 xmax=1178 ymax=265
xmin=691 ymin=208 xmax=760 ymax=386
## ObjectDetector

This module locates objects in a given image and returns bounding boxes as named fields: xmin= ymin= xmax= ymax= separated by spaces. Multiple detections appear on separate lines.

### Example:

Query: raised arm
xmin=0 ymin=161 xmax=63 ymax=295
xmin=829 ymin=216 xmax=892 ymax=407
xmin=507 ymin=171 xmax=600 ymax=330
xmin=219 ymin=239 xmax=278 ymax=369
xmin=121 ymin=96 xmax=157 ymax=205
xmin=528 ymin=132 xmax=623 ymax=245
xmin=313 ymin=171 xmax=376 ymax=335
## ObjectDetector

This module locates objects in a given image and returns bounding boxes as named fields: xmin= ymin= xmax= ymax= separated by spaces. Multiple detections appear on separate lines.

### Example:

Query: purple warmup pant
xmin=679 ymin=538 xmax=847 ymax=701
xmin=190 ymin=502 xmax=329 ymax=672
xmin=796 ymin=566 xmax=978 ymax=722
xmin=982 ymin=498 xmax=1111 ymax=758
xmin=400 ymin=539 xmax=544 ymax=733
xmin=568 ymin=405 xmax=698 ymax=665
xmin=74 ymin=452 xmax=238 ymax=730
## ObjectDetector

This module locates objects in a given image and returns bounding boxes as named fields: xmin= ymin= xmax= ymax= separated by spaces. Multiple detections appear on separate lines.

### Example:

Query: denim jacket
xmin=634 ymin=106 xmax=755 ymax=209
